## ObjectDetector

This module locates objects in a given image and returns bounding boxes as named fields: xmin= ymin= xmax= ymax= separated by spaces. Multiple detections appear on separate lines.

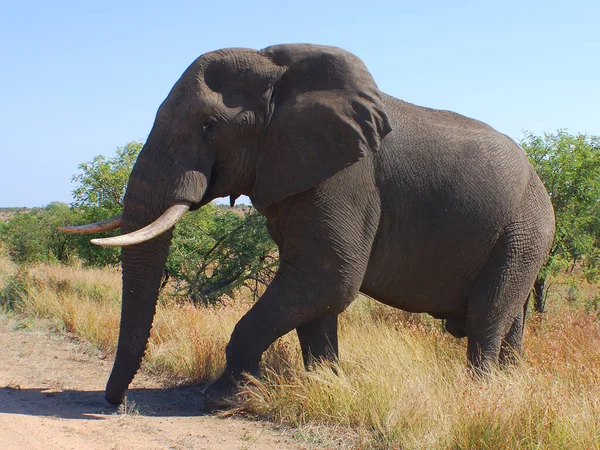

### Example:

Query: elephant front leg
xmin=202 ymin=242 xmax=373 ymax=404
xmin=202 ymin=272 xmax=345 ymax=405
xmin=203 ymin=181 xmax=380 ymax=405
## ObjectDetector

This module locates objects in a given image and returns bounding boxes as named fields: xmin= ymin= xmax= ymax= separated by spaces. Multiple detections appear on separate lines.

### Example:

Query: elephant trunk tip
xmin=105 ymin=390 xmax=125 ymax=406
xmin=105 ymin=364 xmax=141 ymax=405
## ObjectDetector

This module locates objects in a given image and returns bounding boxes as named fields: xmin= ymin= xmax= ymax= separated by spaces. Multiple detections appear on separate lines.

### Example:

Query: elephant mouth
xmin=58 ymin=203 xmax=190 ymax=247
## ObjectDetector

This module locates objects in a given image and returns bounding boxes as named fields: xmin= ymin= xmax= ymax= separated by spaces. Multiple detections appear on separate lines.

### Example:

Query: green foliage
xmin=68 ymin=141 xmax=144 ymax=266
xmin=0 ymin=202 xmax=77 ymax=264
xmin=189 ymin=210 xmax=277 ymax=303
xmin=72 ymin=141 xmax=143 ymax=212
xmin=167 ymin=204 xmax=221 ymax=279
xmin=0 ymin=265 xmax=29 ymax=311
xmin=169 ymin=208 xmax=277 ymax=304
xmin=0 ymin=210 xmax=50 ymax=264
xmin=0 ymin=203 xmax=126 ymax=267
xmin=0 ymin=143 xmax=144 ymax=267
xmin=67 ymin=208 xmax=122 ymax=266
xmin=522 ymin=131 xmax=600 ymax=281
xmin=1 ymin=139 xmax=277 ymax=303
xmin=67 ymin=139 xmax=277 ymax=301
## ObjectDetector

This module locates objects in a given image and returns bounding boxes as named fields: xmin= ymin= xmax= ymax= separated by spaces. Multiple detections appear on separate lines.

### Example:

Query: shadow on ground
xmin=0 ymin=384 xmax=211 ymax=419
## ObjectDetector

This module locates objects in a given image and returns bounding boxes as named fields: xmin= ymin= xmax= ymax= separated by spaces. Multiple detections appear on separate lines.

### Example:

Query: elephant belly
xmin=360 ymin=216 xmax=497 ymax=314
xmin=360 ymin=266 xmax=469 ymax=314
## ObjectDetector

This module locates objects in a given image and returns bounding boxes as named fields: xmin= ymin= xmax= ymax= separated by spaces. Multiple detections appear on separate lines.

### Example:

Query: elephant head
xmin=61 ymin=44 xmax=390 ymax=404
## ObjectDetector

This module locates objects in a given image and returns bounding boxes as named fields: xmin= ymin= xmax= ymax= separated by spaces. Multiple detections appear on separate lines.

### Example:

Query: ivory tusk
xmin=91 ymin=204 xmax=190 ymax=247
xmin=57 ymin=215 xmax=122 ymax=234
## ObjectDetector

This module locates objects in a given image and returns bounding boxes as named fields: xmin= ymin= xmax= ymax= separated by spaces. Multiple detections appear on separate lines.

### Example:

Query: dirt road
xmin=0 ymin=315 xmax=303 ymax=449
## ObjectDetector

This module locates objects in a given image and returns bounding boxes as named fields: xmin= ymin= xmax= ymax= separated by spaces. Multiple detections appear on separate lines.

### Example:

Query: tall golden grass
xmin=1 ymin=256 xmax=600 ymax=449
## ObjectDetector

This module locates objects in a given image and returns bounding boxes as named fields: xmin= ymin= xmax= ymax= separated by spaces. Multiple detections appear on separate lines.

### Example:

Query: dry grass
xmin=1 ymin=261 xmax=122 ymax=353
xmin=1 ymin=256 xmax=600 ymax=449
xmin=145 ymin=297 xmax=250 ymax=382
xmin=243 ymin=302 xmax=600 ymax=449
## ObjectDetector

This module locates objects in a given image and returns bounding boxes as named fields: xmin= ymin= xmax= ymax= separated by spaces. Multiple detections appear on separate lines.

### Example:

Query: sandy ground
xmin=0 ymin=315 xmax=304 ymax=450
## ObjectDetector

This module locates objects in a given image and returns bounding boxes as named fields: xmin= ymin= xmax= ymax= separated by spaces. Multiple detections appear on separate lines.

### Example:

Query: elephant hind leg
xmin=498 ymin=305 xmax=526 ymax=366
xmin=465 ymin=225 xmax=547 ymax=371
xmin=297 ymin=313 xmax=339 ymax=369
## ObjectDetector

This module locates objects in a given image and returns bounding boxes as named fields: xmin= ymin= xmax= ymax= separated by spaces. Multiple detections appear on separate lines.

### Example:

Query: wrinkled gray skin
xmin=105 ymin=44 xmax=555 ymax=406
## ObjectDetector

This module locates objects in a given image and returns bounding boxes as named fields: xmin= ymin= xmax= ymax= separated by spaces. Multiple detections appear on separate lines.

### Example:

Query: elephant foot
xmin=201 ymin=373 xmax=243 ymax=408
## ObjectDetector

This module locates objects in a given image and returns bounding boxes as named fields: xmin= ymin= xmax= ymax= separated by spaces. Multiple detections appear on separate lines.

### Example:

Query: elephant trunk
xmin=105 ymin=136 xmax=210 ymax=405
xmin=105 ymin=236 xmax=171 ymax=404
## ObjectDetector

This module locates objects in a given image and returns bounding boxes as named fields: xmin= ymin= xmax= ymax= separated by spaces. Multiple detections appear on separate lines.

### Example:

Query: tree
xmin=0 ymin=139 xmax=277 ymax=302
xmin=72 ymin=141 xmax=143 ymax=212
xmin=1 ymin=143 xmax=144 ymax=267
xmin=69 ymin=141 xmax=144 ymax=266
xmin=69 ymin=140 xmax=277 ymax=300
xmin=521 ymin=131 xmax=600 ymax=311
xmin=44 ymin=202 xmax=79 ymax=263
xmin=165 ymin=206 xmax=277 ymax=303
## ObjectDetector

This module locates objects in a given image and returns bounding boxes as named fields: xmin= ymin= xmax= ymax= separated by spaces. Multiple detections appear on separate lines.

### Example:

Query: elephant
xmin=60 ymin=44 xmax=555 ymax=406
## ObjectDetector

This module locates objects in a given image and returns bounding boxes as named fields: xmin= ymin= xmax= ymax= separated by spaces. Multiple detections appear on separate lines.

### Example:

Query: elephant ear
xmin=252 ymin=44 xmax=391 ymax=209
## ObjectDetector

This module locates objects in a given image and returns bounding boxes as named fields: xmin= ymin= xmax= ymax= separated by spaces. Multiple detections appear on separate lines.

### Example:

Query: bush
xmin=67 ymin=139 xmax=278 ymax=302
xmin=0 ymin=202 xmax=78 ymax=264
xmin=1 ymin=141 xmax=278 ymax=303
xmin=523 ymin=131 xmax=600 ymax=277
xmin=522 ymin=131 xmax=600 ymax=311
xmin=169 ymin=208 xmax=277 ymax=304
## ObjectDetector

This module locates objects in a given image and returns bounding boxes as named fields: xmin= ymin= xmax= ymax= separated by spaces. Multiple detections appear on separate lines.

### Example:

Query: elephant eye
xmin=202 ymin=118 xmax=216 ymax=137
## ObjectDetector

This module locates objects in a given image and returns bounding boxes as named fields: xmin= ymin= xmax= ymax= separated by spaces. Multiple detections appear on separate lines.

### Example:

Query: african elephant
xmin=61 ymin=44 xmax=555 ymax=406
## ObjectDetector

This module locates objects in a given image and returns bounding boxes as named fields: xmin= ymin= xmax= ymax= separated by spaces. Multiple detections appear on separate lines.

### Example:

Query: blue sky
xmin=1 ymin=0 xmax=598 ymax=207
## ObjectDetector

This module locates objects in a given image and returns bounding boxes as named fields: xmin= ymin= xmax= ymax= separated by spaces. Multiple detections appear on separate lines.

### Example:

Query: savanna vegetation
xmin=1 ymin=253 xmax=600 ymax=448
xmin=522 ymin=132 xmax=600 ymax=312
xmin=1 ymin=130 xmax=600 ymax=449
xmin=0 ymin=141 xmax=277 ymax=303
